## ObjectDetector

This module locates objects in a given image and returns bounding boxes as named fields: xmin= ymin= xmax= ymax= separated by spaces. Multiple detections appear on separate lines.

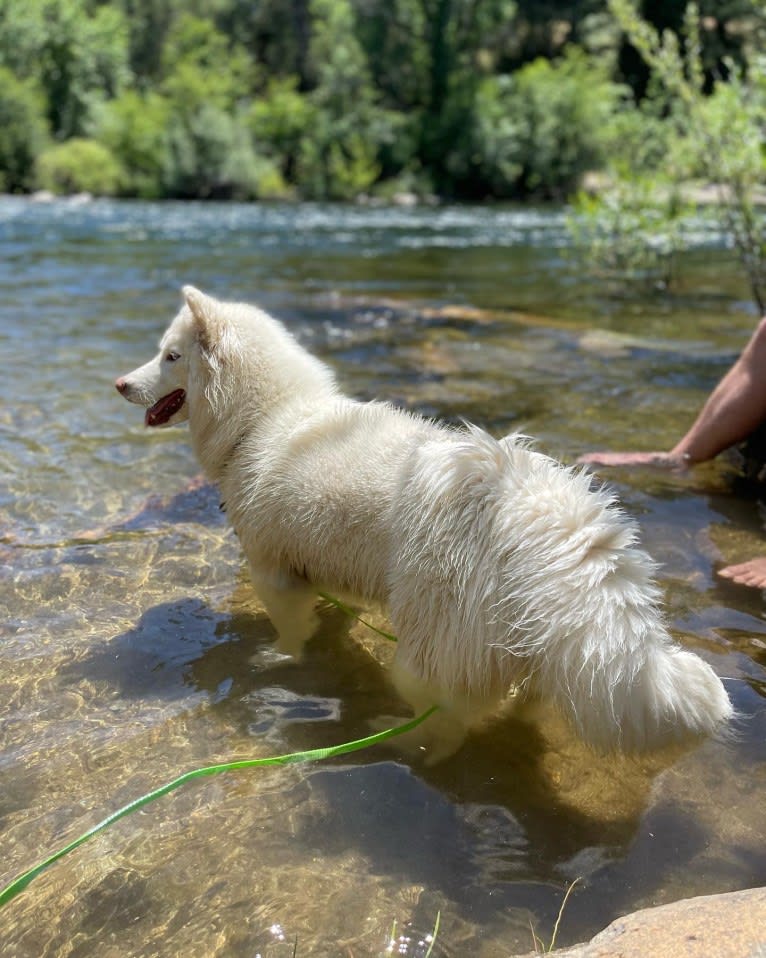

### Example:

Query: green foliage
xmin=509 ymin=48 xmax=622 ymax=198
xmin=0 ymin=67 xmax=49 ymax=193
xmin=571 ymin=175 xmax=692 ymax=288
xmin=0 ymin=0 xmax=131 ymax=139
xmin=465 ymin=77 xmax=524 ymax=197
xmin=434 ymin=47 xmax=621 ymax=199
xmin=293 ymin=0 xmax=384 ymax=199
xmin=297 ymin=128 xmax=379 ymax=201
xmin=0 ymin=0 xmax=763 ymax=205
xmin=35 ymin=138 xmax=124 ymax=195
xmin=378 ymin=0 xmax=520 ymax=195
xmin=567 ymin=2 xmax=766 ymax=309
xmin=606 ymin=0 xmax=766 ymax=310
xmin=91 ymin=90 xmax=171 ymax=198
xmin=679 ymin=70 xmax=766 ymax=183
xmin=355 ymin=0 xmax=431 ymax=111
xmin=148 ymin=14 xmax=285 ymax=199
xmin=88 ymin=11 xmax=289 ymax=200
xmin=116 ymin=0 xmax=179 ymax=81
xmin=249 ymin=77 xmax=315 ymax=182
xmin=216 ymin=0 xmax=312 ymax=82
xmin=162 ymin=103 xmax=287 ymax=200
xmin=598 ymin=97 xmax=672 ymax=175
xmin=159 ymin=13 xmax=257 ymax=109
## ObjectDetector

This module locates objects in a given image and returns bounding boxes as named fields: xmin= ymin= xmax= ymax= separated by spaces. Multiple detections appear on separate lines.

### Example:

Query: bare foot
xmin=577 ymin=450 xmax=687 ymax=469
xmin=718 ymin=557 xmax=766 ymax=588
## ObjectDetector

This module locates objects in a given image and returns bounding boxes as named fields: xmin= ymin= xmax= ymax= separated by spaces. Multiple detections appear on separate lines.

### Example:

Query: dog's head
xmin=115 ymin=286 xmax=233 ymax=428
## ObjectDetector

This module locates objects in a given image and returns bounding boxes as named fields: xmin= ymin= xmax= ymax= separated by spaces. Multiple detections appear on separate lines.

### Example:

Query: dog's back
xmin=221 ymin=396 xmax=435 ymax=603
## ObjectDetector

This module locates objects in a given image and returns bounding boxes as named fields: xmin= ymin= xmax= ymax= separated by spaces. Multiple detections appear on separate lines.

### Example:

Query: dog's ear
xmin=182 ymin=286 xmax=238 ymax=410
xmin=183 ymin=285 xmax=220 ymax=355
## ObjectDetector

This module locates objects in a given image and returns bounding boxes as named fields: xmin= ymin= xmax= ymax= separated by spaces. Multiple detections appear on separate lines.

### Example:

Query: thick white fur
xmin=117 ymin=287 xmax=733 ymax=761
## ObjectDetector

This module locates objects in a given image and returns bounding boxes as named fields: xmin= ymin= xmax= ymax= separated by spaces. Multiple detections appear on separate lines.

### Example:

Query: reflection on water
xmin=1 ymin=197 xmax=764 ymax=957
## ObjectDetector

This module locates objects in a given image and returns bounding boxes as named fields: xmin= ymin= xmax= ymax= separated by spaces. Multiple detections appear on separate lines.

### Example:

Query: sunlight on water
xmin=0 ymin=196 xmax=764 ymax=956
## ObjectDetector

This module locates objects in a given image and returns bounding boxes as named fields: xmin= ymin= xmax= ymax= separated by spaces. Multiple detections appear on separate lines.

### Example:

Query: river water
xmin=1 ymin=196 xmax=764 ymax=957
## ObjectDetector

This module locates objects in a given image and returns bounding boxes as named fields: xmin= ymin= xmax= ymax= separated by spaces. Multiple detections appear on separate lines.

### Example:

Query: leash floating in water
xmin=0 ymin=706 xmax=437 ymax=909
xmin=0 ymin=596 xmax=434 ymax=910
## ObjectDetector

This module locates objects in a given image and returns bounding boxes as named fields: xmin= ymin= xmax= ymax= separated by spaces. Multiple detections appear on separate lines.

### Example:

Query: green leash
xmin=0 ymin=597 xmax=434 ymax=910
xmin=0 ymin=706 xmax=437 ymax=909
xmin=318 ymin=590 xmax=399 ymax=642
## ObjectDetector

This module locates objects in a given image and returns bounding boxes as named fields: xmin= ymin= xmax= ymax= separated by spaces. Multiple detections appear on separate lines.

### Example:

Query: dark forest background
xmin=0 ymin=0 xmax=763 ymax=203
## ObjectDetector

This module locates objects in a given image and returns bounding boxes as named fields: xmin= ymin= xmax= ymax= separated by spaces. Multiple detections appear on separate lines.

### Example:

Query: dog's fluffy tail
xmin=493 ymin=434 xmax=734 ymax=751
xmin=532 ymin=628 xmax=734 ymax=752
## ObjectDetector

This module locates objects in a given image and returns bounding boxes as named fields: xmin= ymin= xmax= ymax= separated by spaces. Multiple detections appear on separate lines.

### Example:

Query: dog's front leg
xmin=248 ymin=565 xmax=320 ymax=660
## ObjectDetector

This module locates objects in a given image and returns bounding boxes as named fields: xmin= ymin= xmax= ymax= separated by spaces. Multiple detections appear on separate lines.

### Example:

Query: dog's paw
xmin=272 ymin=635 xmax=308 ymax=662
xmin=272 ymin=610 xmax=321 ymax=661
xmin=368 ymin=711 xmax=467 ymax=765
xmin=369 ymin=713 xmax=429 ymax=761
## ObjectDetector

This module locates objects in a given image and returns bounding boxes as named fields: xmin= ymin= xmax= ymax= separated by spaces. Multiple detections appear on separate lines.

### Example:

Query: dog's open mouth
xmin=145 ymin=389 xmax=186 ymax=427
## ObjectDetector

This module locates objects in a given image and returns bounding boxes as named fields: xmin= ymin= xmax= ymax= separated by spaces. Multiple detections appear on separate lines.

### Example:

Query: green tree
xmin=509 ymin=47 xmax=622 ymax=197
xmin=150 ymin=14 xmax=283 ymax=199
xmin=610 ymin=0 xmax=766 ymax=310
xmin=159 ymin=12 xmax=257 ymax=107
xmin=614 ymin=0 xmax=755 ymax=99
xmin=570 ymin=175 xmax=691 ymax=289
xmin=91 ymin=90 xmax=171 ymax=197
xmin=295 ymin=0 xmax=385 ymax=199
xmin=428 ymin=45 xmax=620 ymax=199
xmin=249 ymin=77 xmax=315 ymax=182
xmin=217 ymin=0 xmax=312 ymax=86
xmin=162 ymin=102 xmax=285 ymax=199
xmin=0 ymin=0 xmax=131 ymax=139
xmin=355 ymin=0 xmax=519 ymax=193
xmin=36 ymin=137 xmax=124 ymax=194
xmin=0 ymin=67 xmax=49 ymax=192
xmin=117 ymin=0 xmax=178 ymax=82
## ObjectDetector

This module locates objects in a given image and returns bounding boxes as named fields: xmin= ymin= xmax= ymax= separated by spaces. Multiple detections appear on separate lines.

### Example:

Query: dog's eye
xmin=165 ymin=351 xmax=180 ymax=362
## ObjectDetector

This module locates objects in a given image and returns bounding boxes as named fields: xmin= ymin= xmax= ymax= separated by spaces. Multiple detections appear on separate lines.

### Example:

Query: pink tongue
xmin=145 ymin=389 xmax=186 ymax=427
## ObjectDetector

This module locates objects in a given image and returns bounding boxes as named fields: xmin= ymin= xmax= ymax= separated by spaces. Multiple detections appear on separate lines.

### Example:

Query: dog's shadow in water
xmin=182 ymin=602 xmax=668 ymax=876
xmin=64 ymin=592 xmax=675 ymax=903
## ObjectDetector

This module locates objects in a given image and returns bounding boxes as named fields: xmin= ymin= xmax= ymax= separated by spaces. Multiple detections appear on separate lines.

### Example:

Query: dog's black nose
xmin=115 ymin=378 xmax=128 ymax=394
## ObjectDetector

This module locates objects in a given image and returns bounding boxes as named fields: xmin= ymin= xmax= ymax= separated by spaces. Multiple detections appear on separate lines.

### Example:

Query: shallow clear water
xmin=1 ymin=196 xmax=764 ymax=957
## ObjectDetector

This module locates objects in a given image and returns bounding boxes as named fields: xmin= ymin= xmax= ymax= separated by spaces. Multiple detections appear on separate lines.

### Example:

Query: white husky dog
xmin=116 ymin=286 xmax=732 ymax=761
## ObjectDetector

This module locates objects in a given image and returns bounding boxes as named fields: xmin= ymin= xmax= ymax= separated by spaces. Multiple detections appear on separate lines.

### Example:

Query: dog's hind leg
xmin=389 ymin=665 xmax=467 ymax=764
xmin=248 ymin=565 xmax=320 ymax=660
xmin=383 ymin=657 xmax=501 ymax=765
